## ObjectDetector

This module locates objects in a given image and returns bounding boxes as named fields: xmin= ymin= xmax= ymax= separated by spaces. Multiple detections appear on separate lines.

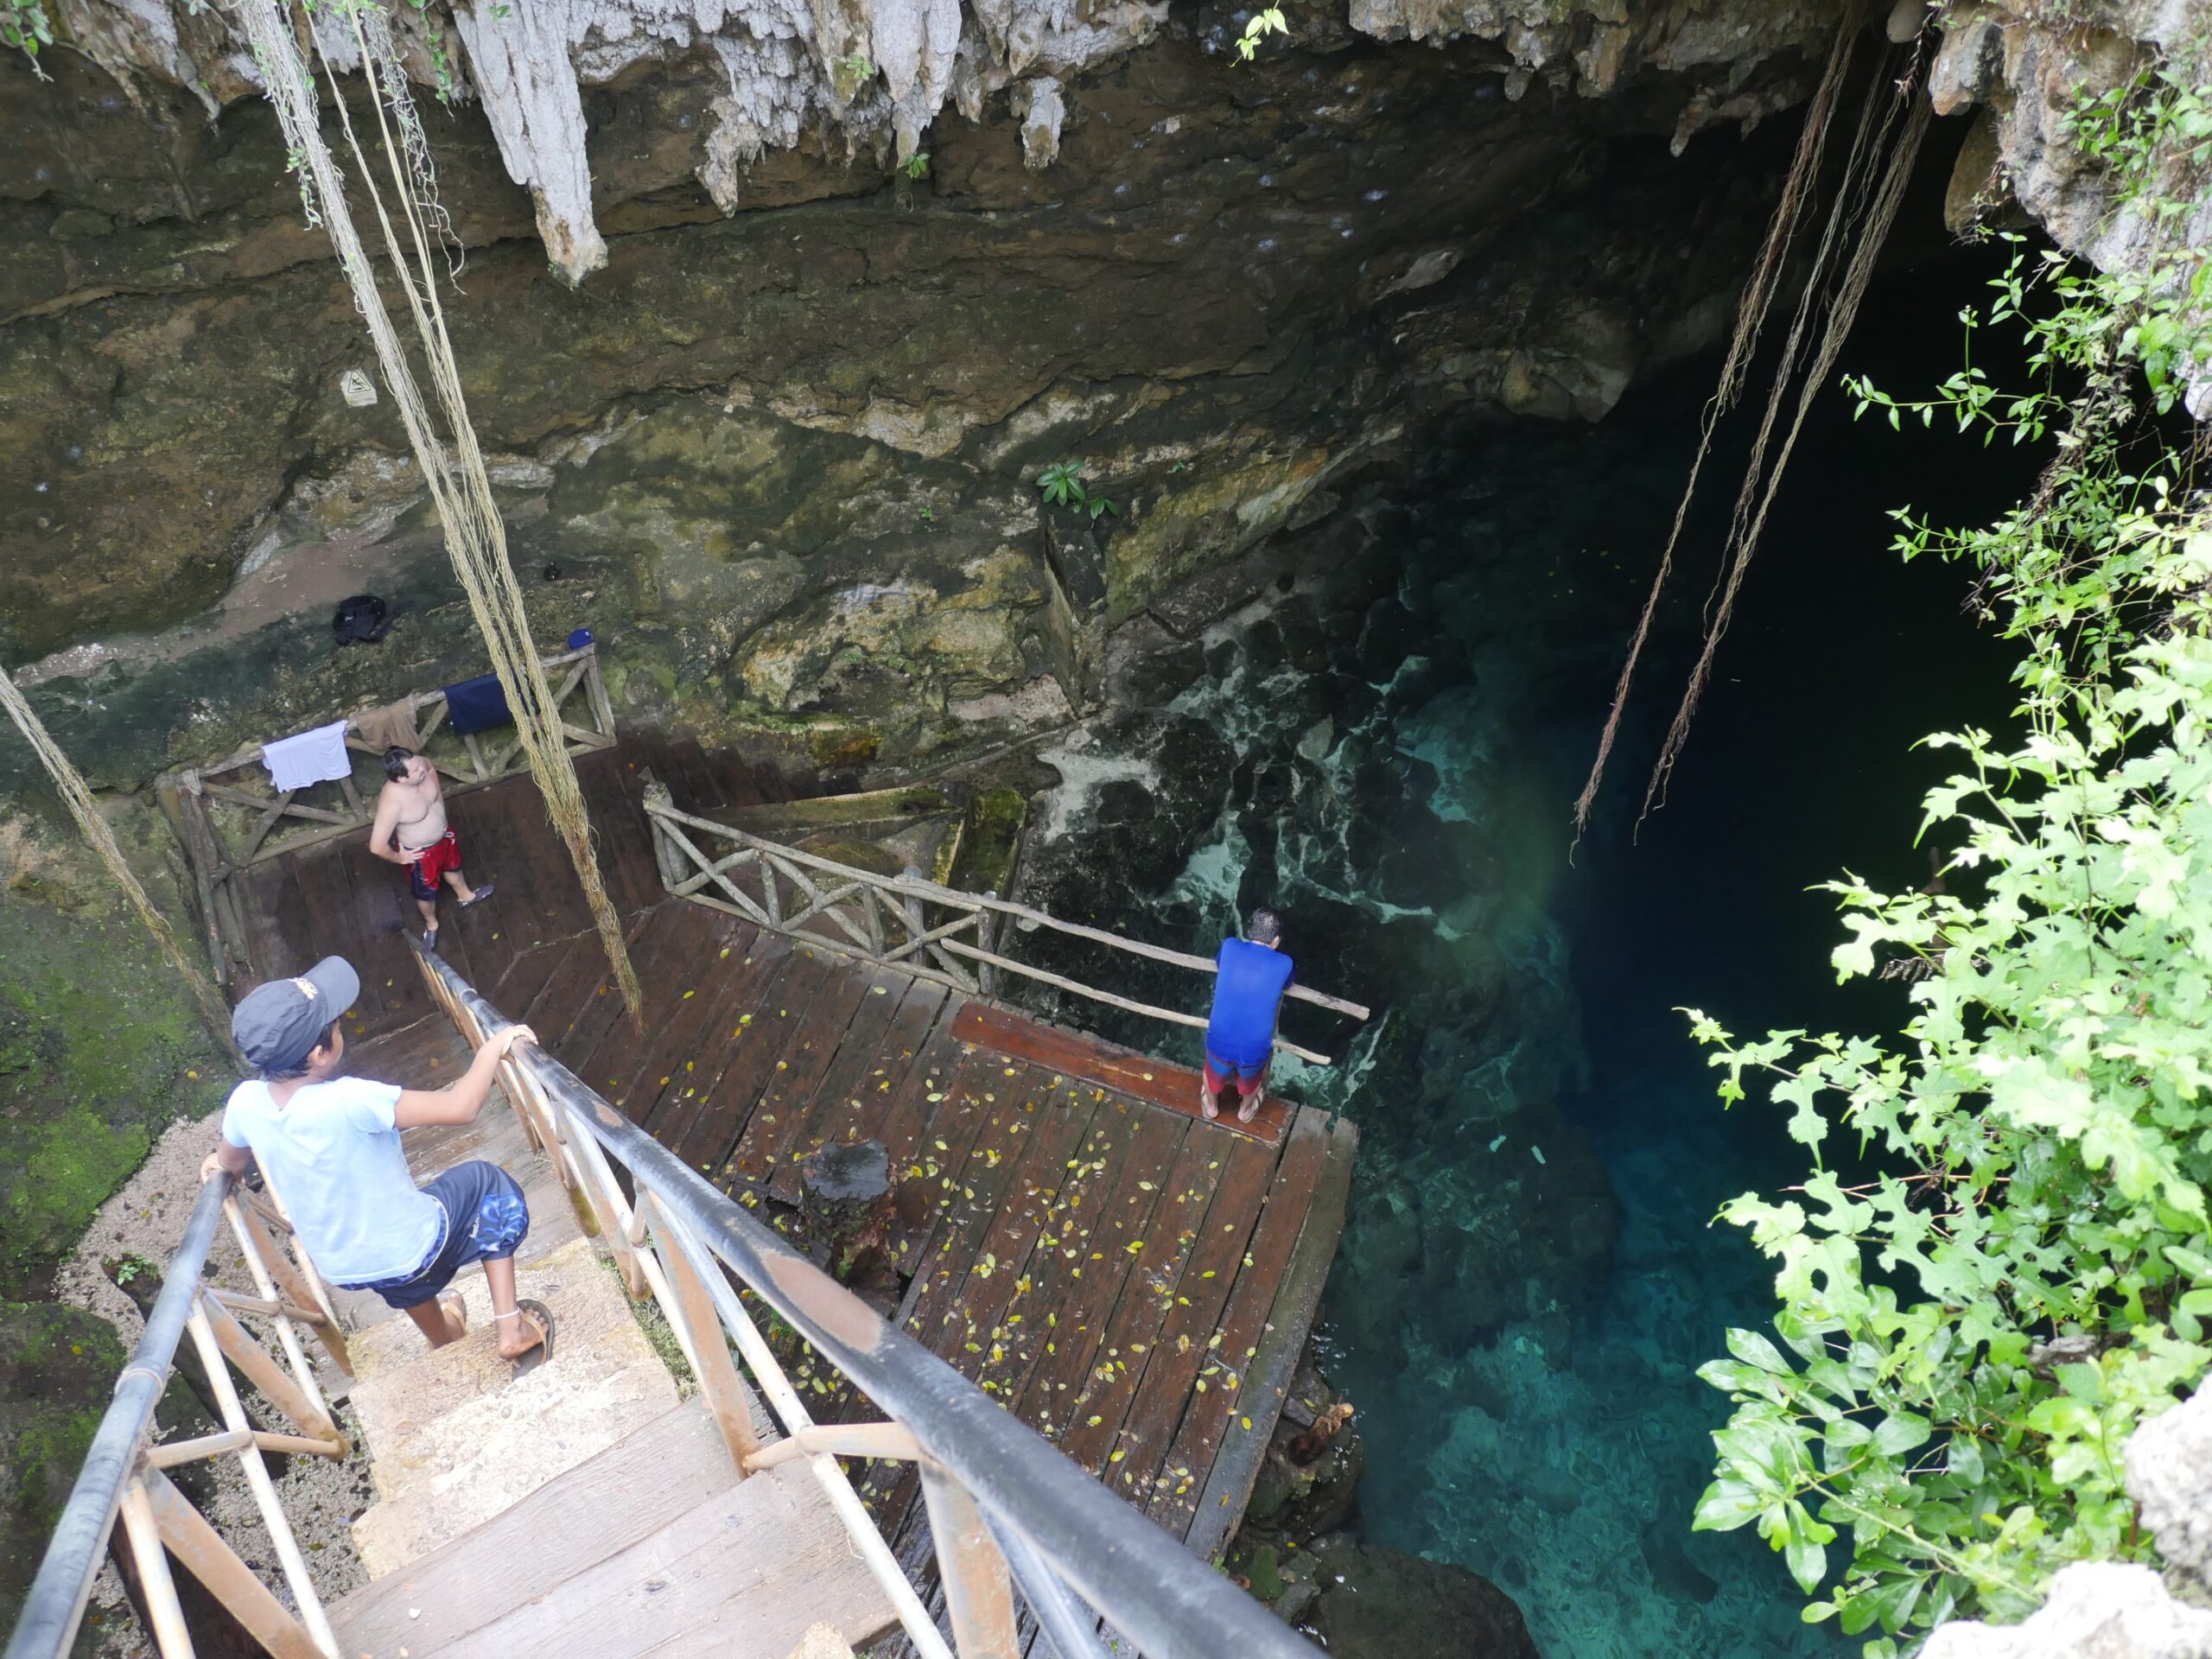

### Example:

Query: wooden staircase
xmin=320 ymin=1017 xmax=897 ymax=1658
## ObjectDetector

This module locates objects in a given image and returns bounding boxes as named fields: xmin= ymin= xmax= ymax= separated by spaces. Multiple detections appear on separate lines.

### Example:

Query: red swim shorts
xmin=405 ymin=830 xmax=462 ymax=900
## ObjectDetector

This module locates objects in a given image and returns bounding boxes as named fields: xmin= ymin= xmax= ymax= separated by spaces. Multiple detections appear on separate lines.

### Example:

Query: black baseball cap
xmin=231 ymin=957 xmax=359 ymax=1071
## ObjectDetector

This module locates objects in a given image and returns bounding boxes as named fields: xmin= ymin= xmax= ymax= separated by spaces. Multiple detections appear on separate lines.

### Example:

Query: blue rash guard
xmin=1206 ymin=938 xmax=1294 ymax=1068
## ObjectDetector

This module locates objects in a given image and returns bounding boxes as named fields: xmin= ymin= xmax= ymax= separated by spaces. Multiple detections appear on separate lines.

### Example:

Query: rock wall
xmin=42 ymin=0 xmax=1845 ymax=283
xmin=1929 ymin=0 xmax=2212 ymax=415
xmin=1919 ymin=1382 xmax=2212 ymax=1657
xmin=3 ymin=0 xmax=1839 ymax=791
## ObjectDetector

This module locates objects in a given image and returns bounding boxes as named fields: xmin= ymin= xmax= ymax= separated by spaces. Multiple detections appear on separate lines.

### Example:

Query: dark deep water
xmin=1021 ymin=244 xmax=2044 ymax=1655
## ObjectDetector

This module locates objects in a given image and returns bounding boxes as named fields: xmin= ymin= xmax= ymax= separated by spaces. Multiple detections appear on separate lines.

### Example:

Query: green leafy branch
xmin=1236 ymin=5 xmax=1288 ymax=60
xmin=1693 ymin=67 xmax=2212 ymax=1654
xmin=4 ymin=0 xmax=54 ymax=75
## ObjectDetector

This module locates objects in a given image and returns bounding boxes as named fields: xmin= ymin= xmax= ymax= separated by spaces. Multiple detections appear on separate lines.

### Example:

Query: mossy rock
xmin=793 ymin=836 xmax=908 ymax=878
xmin=0 ymin=895 xmax=229 ymax=1293
xmin=950 ymin=788 xmax=1027 ymax=898
xmin=0 ymin=1300 xmax=125 ymax=1637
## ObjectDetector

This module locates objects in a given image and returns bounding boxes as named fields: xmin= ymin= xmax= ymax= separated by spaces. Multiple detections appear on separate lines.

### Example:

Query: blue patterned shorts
xmin=346 ymin=1160 xmax=531 ymax=1310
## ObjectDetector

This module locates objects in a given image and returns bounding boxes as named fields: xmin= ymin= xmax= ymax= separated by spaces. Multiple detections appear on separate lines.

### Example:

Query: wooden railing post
xmin=640 ymin=775 xmax=685 ymax=893
xmin=117 ymin=1478 xmax=194 ymax=1659
xmin=585 ymin=645 xmax=617 ymax=739
xmin=139 ymin=1468 xmax=324 ymax=1659
xmin=900 ymin=866 xmax=927 ymax=946
xmin=197 ymin=1294 xmax=345 ymax=1452
xmin=640 ymin=1195 xmax=763 ymax=1478
xmin=861 ymin=886 xmax=887 ymax=959
xmin=760 ymin=853 xmax=783 ymax=928
xmin=226 ymin=1197 xmax=351 ymax=1378
xmin=974 ymin=909 xmax=1000 ymax=1000
xmin=181 ymin=1306 xmax=339 ymax=1656
xmin=919 ymin=1465 xmax=1020 ymax=1659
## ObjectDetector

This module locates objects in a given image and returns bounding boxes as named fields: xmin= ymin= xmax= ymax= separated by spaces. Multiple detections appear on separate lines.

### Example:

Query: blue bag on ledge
xmin=442 ymin=673 xmax=512 ymax=736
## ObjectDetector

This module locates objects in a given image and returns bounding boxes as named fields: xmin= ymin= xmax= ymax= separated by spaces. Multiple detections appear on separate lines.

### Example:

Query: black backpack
xmin=333 ymin=594 xmax=392 ymax=645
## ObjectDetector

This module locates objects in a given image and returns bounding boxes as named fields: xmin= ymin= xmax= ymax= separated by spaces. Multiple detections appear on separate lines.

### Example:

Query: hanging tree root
xmin=0 ymin=670 xmax=238 ymax=1060
xmin=242 ymin=0 xmax=642 ymax=1014
xmin=1641 ymin=59 xmax=1932 ymax=820
xmin=1570 ymin=10 xmax=1866 ymax=842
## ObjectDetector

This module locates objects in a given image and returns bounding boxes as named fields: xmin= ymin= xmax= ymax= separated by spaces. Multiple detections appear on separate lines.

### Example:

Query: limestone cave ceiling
xmin=0 ymin=0 xmax=2196 ymax=785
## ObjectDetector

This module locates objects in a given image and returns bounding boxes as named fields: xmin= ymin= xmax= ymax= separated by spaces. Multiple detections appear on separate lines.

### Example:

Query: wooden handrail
xmin=156 ymin=643 xmax=603 ymax=786
xmin=642 ymin=797 xmax=1368 ymax=1069
xmin=644 ymin=798 xmax=1369 ymax=1020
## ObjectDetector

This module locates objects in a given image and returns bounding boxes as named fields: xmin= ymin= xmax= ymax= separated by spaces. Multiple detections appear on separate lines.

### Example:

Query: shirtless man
xmin=370 ymin=747 xmax=493 ymax=950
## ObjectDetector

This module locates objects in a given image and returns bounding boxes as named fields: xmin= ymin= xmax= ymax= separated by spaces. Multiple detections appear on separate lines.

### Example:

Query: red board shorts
xmin=404 ymin=830 xmax=462 ymax=900
xmin=1203 ymin=1051 xmax=1268 ymax=1098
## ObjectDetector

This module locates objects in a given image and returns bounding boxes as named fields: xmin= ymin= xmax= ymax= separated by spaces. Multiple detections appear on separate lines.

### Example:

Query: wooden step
xmin=330 ymin=1395 xmax=739 ymax=1656
xmin=402 ymin=1460 xmax=894 ymax=1659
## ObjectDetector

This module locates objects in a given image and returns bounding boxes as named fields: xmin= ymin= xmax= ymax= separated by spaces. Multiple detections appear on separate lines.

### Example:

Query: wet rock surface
xmin=0 ymin=1300 xmax=125 ymax=1636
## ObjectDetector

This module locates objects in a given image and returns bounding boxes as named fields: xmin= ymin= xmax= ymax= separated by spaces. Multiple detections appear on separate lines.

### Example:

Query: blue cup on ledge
xmin=569 ymin=627 xmax=594 ymax=650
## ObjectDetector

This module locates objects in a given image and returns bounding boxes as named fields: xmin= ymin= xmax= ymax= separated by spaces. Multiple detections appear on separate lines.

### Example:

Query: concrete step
xmin=350 ymin=1236 xmax=649 ymax=1478
xmin=351 ymin=1349 xmax=682 ymax=1576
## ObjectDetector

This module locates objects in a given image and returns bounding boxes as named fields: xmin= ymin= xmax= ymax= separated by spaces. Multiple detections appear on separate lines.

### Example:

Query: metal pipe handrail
xmin=423 ymin=952 xmax=1320 ymax=1659
xmin=5 ymin=1175 xmax=232 ymax=1659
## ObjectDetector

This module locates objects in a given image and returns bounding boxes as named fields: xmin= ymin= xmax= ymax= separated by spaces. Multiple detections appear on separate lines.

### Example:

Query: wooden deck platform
xmin=244 ymin=740 xmax=1357 ymax=1593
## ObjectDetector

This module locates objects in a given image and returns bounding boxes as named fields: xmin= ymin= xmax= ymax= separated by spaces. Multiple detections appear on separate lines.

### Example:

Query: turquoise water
xmin=1024 ymin=255 xmax=2039 ymax=1654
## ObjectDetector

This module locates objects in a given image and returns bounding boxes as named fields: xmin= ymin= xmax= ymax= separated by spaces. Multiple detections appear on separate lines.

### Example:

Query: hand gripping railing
xmin=9 ymin=1169 xmax=357 ymax=1659
xmin=410 ymin=944 xmax=1323 ymax=1659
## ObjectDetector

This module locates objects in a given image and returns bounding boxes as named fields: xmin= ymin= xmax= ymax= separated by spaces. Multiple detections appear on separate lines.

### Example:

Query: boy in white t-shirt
xmin=202 ymin=957 xmax=553 ymax=1367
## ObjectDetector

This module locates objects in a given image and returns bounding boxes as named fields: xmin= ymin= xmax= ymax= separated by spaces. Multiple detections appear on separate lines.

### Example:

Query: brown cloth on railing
xmin=353 ymin=699 xmax=420 ymax=752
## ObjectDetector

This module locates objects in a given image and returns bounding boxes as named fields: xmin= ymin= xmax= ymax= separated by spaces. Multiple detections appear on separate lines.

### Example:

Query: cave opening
xmin=7 ymin=3 xmax=2176 ymax=1651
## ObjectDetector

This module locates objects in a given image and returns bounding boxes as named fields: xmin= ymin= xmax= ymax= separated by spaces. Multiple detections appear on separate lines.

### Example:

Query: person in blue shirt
xmin=1203 ymin=908 xmax=1294 ymax=1123
xmin=201 ymin=957 xmax=553 ymax=1370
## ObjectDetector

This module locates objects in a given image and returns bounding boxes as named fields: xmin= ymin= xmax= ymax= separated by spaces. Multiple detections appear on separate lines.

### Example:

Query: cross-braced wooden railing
xmin=155 ymin=644 xmax=615 ymax=989
xmin=405 ymin=945 xmax=1329 ymax=1659
xmin=640 ymin=788 xmax=1370 ymax=1066
xmin=8 ymin=1170 xmax=357 ymax=1659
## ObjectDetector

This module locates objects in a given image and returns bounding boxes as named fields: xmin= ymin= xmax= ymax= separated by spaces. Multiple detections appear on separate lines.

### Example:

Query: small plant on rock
xmin=1236 ymin=5 xmax=1289 ymax=60
xmin=1035 ymin=461 xmax=1117 ymax=523
xmin=3 ymin=0 xmax=53 ymax=73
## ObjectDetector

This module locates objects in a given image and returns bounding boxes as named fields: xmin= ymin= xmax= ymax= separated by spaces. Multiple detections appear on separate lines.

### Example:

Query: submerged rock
xmin=1299 ymin=1538 xmax=1543 ymax=1659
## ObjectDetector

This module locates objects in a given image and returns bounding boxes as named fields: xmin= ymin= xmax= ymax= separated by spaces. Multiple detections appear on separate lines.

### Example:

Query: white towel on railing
xmin=262 ymin=720 xmax=353 ymax=791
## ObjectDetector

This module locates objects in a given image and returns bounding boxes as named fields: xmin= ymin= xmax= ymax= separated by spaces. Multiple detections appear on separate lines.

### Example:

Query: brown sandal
xmin=503 ymin=1298 xmax=556 ymax=1377
xmin=437 ymin=1290 xmax=468 ymax=1338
